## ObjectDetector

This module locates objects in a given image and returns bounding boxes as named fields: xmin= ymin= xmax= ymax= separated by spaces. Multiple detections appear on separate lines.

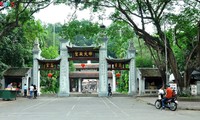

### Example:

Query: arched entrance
xmin=67 ymin=46 xmax=99 ymax=93
xmin=69 ymin=63 xmax=113 ymax=93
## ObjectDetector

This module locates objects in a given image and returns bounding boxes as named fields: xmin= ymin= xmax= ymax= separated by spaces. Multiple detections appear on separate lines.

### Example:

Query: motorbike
xmin=155 ymin=97 xmax=178 ymax=111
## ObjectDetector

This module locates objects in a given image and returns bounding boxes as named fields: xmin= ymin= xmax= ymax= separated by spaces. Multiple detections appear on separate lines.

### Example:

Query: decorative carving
xmin=128 ymin=39 xmax=135 ymax=50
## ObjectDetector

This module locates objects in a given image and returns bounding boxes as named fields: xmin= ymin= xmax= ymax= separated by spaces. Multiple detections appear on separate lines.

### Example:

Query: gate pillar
xmin=58 ymin=39 xmax=70 ymax=96
xmin=112 ymin=70 xmax=116 ymax=92
xmin=99 ymin=35 xmax=108 ymax=96
xmin=127 ymin=40 xmax=136 ymax=96
xmin=32 ymin=39 xmax=41 ymax=95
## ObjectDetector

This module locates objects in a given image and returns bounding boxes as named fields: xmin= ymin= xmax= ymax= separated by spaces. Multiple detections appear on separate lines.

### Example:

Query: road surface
xmin=0 ymin=97 xmax=199 ymax=120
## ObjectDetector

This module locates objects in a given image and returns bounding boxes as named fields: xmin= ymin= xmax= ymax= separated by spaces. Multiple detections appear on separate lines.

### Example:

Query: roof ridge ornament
xmin=33 ymin=38 xmax=41 ymax=55
xmin=33 ymin=38 xmax=40 ymax=50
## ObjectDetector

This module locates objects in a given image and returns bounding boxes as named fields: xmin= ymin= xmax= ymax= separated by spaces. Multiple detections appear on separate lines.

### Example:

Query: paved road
xmin=0 ymin=97 xmax=200 ymax=120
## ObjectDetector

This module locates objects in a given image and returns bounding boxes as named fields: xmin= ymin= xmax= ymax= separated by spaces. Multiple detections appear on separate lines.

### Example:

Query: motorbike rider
xmin=158 ymin=85 xmax=165 ymax=99
xmin=162 ymin=84 xmax=173 ymax=109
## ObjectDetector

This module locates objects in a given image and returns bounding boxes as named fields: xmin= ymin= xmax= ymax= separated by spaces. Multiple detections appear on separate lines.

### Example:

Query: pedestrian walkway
xmin=136 ymin=96 xmax=200 ymax=111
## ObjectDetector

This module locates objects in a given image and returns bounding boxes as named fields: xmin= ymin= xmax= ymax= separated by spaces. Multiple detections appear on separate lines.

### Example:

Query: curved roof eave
xmin=106 ymin=58 xmax=132 ymax=64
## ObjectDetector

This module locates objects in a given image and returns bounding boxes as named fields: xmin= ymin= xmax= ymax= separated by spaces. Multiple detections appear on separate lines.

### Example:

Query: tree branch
xmin=157 ymin=1 xmax=171 ymax=19
xmin=0 ymin=0 xmax=52 ymax=38
xmin=137 ymin=0 xmax=145 ymax=30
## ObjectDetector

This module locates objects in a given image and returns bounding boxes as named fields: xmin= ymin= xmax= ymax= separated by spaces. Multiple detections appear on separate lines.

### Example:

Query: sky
xmin=34 ymin=3 xmax=113 ymax=26
xmin=33 ymin=3 xmax=156 ymax=33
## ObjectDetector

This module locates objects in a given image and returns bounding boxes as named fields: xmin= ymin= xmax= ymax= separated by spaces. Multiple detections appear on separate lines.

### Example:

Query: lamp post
xmin=53 ymin=24 xmax=55 ymax=46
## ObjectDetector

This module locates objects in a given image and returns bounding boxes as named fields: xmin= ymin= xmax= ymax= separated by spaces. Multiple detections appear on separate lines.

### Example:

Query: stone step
xmin=70 ymin=93 xmax=98 ymax=97
xmin=39 ymin=92 xmax=131 ymax=97
xmin=70 ymin=92 xmax=130 ymax=97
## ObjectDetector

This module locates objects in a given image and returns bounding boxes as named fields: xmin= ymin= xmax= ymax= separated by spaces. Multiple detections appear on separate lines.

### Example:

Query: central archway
xmin=58 ymin=39 xmax=108 ymax=96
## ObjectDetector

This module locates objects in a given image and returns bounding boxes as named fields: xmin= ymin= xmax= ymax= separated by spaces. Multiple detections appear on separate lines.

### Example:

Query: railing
xmin=144 ymin=89 xmax=158 ymax=95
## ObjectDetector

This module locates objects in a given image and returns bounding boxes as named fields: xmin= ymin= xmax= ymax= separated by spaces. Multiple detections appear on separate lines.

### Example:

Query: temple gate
xmin=32 ymin=37 xmax=136 ymax=97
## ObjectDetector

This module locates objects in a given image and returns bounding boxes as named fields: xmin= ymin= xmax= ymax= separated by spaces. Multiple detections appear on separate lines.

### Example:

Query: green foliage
xmin=0 ymin=4 xmax=49 ymax=80
xmin=40 ymin=71 xmax=59 ymax=93
xmin=136 ymin=56 xmax=153 ymax=67
xmin=60 ymin=20 xmax=101 ymax=46
xmin=116 ymin=71 xmax=129 ymax=93
xmin=1 ymin=0 xmax=199 ymax=94
xmin=107 ymin=22 xmax=153 ymax=68
xmin=107 ymin=22 xmax=134 ymax=58
xmin=0 ymin=8 xmax=54 ymax=93
xmin=43 ymin=23 xmax=62 ymax=47
xmin=41 ymin=46 xmax=59 ymax=59
xmin=178 ymin=91 xmax=191 ymax=97
xmin=0 ymin=35 xmax=30 ymax=67
xmin=0 ymin=0 xmax=51 ymax=38
xmin=40 ymin=44 xmax=59 ymax=96
xmin=23 ymin=20 xmax=47 ymax=46
xmin=0 ymin=1 xmax=59 ymax=93
xmin=166 ymin=3 xmax=199 ymax=71
xmin=69 ymin=61 xmax=75 ymax=72
xmin=0 ymin=61 xmax=8 ymax=79
xmin=0 ymin=16 xmax=47 ymax=68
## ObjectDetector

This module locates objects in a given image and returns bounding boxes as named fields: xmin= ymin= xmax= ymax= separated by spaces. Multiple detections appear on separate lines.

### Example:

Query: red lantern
xmin=116 ymin=73 xmax=121 ymax=78
xmin=48 ymin=73 xmax=53 ymax=78
xmin=81 ymin=63 xmax=85 ymax=68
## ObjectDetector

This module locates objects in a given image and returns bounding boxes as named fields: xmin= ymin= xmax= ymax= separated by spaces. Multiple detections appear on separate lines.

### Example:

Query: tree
xmin=106 ymin=21 xmax=132 ymax=58
xmin=0 ymin=19 xmax=46 ymax=68
xmin=0 ymin=0 xmax=52 ymax=39
xmin=106 ymin=21 xmax=153 ymax=67
xmin=60 ymin=20 xmax=101 ymax=46
xmin=0 ymin=0 xmax=52 ymax=68
xmin=56 ymin=0 xmax=200 ymax=93
xmin=41 ymin=46 xmax=59 ymax=59
xmin=42 ymin=23 xmax=62 ymax=47
xmin=166 ymin=6 xmax=200 ymax=91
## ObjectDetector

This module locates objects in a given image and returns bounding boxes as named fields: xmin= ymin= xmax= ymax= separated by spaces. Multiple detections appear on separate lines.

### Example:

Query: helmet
xmin=166 ymin=84 xmax=170 ymax=87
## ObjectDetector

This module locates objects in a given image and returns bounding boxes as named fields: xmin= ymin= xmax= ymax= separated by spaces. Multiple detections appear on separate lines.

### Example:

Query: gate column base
xmin=98 ymin=92 xmax=107 ymax=97
xmin=128 ymin=92 xmax=137 ymax=97
xmin=58 ymin=92 xmax=69 ymax=97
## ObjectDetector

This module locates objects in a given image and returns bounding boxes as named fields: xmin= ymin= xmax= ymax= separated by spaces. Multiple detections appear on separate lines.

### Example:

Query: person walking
xmin=23 ymin=84 xmax=27 ymax=97
xmin=29 ymin=84 xmax=34 ymax=99
xmin=108 ymin=83 xmax=112 ymax=97
xmin=33 ymin=85 xmax=37 ymax=99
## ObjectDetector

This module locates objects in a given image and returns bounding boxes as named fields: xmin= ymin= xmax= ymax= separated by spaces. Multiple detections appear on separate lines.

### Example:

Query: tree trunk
xmin=197 ymin=21 xmax=200 ymax=67
xmin=167 ymin=47 xmax=183 ymax=93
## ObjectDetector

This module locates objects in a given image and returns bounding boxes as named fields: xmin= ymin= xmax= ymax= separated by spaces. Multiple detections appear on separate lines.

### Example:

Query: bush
xmin=40 ymin=76 xmax=59 ymax=93
xmin=136 ymin=56 xmax=153 ymax=67
xmin=116 ymin=72 xmax=129 ymax=93
xmin=178 ymin=90 xmax=191 ymax=97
